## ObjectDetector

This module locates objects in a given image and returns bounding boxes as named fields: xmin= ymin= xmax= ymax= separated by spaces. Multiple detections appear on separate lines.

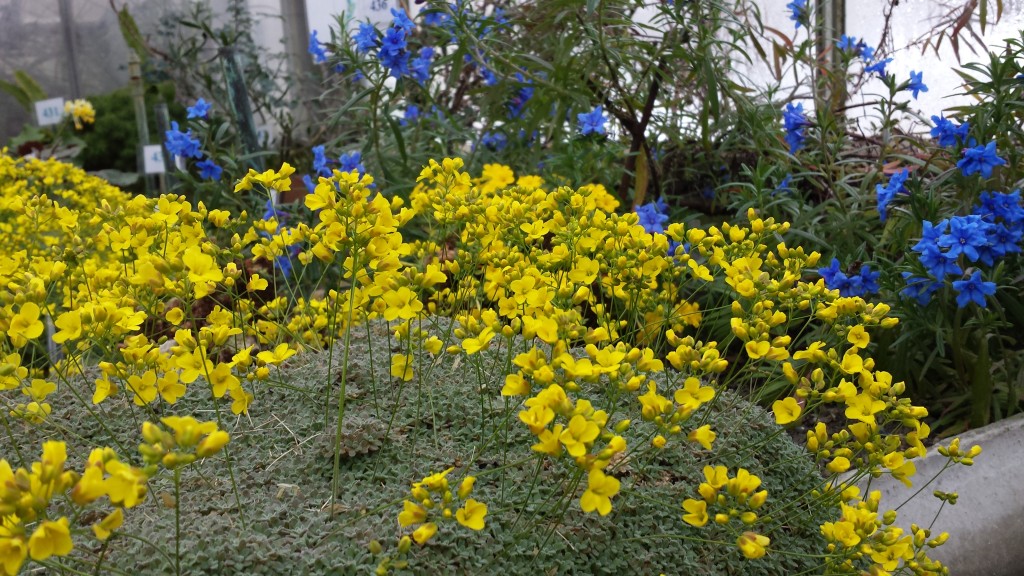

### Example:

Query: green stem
xmin=970 ymin=331 xmax=992 ymax=428
xmin=173 ymin=467 xmax=182 ymax=576
xmin=331 ymin=248 xmax=360 ymax=508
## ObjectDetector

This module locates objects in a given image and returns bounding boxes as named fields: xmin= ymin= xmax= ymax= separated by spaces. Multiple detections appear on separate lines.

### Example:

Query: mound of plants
xmin=0 ymin=153 xmax=974 ymax=574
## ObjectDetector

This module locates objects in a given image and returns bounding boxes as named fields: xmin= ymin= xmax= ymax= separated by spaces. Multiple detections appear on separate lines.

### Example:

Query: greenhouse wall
xmin=3 ymin=0 xmax=1024 ymax=144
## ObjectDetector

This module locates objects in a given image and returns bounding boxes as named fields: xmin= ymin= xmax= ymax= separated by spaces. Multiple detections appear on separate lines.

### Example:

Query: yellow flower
xmin=457 ymin=477 xmax=476 ymax=499
xmin=52 ymin=310 xmax=82 ymax=343
xmin=256 ymin=343 xmax=296 ymax=366
xmin=477 ymin=164 xmax=515 ymax=194
xmin=390 ymin=353 xmax=414 ymax=382
xmin=398 ymin=500 xmax=427 ymax=527
xmin=182 ymin=246 xmax=224 ymax=298
xmin=8 ymin=302 xmax=44 ymax=348
xmin=501 ymin=373 xmax=530 ymax=396
xmin=27 ymin=517 xmax=73 ymax=561
xmin=687 ymin=425 xmax=716 ymax=450
xmin=157 ymin=372 xmax=186 ymax=404
xmin=845 ymin=393 xmax=886 ymax=424
xmin=681 ymin=498 xmax=708 ymax=527
xmin=64 ymin=99 xmax=96 ymax=129
xmin=673 ymin=377 xmax=715 ymax=413
xmin=826 ymin=456 xmax=851 ymax=474
xmin=736 ymin=531 xmax=770 ymax=559
xmin=0 ymin=527 xmax=27 ymax=576
xmin=559 ymin=414 xmax=600 ymax=458
xmin=847 ymin=325 xmax=870 ymax=348
xmin=455 ymin=499 xmax=487 ymax=530
xmin=411 ymin=522 xmax=438 ymax=545
xmin=771 ymin=397 xmax=802 ymax=425
xmin=22 ymin=379 xmax=55 ymax=403
xmin=126 ymin=371 xmax=158 ymax=405
xmin=229 ymin=386 xmax=254 ymax=415
xmin=462 ymin=328 xmax=495 ymax=355
xmin=166 ymin=307 xmax=185 ymax=326
xmin=247 ymin=274 xmax=269 ymax=291
xmin=580 ymin=469 xmax=620 ymax=516
xmin=196 ymin=430 xmax=230 ymax=458
xmin=161 ymin=416 xmax=217 ymax=448
xmin=91 ymin=508 xmax=124 ymax=541
xmin=531 ymin=425 xmax=563 ymax=456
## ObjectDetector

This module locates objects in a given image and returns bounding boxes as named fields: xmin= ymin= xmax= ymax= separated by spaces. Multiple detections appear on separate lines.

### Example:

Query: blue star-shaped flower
xmin=187 ymin=98 xmax=211 ymax=119
xmin=906 ymin=71 xmax=929 ymax=99
xmin=577 ymin=105 xmax=608 ymax=136
xmin=952 ymin=270 xmax=997 ymax=308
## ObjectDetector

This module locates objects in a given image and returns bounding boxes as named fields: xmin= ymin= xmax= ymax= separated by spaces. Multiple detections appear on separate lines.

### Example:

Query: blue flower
xmin=937 ymin=215 xmax=990 ymax=262
xmin=818 ymin=257 xmax=842 ymax=284
xmin=400 ymin=104 xmax=420 ymax=127
xmin=410 ymin=46 xmax=434 ymax=84
xmin=976 ymin=190 xmax=1024 ymax=228
xmin=422 ymin=9 xmax=449 ymax=27
xmin=577 ymin=105 xmax=608 ymax=136
xmin=952 ymin=270 xmax=996 ymax=308
xmin=390 ymin=8 xmax=415 ymax=33
xmin=312 ymin=145 xmax=331 ymax=177
xmin=786 ymin=0 xmax=811 ymax=27
xmin=957 ymin=141 xmax=1007 ymax=179
xmin=864 ymin=58 xmax=892 ymax=77
xmin=302 ymin=174 xmax=316 ymax=193
xmin=380 ymin=26 xmax=407 ymax=54
xmin=187 ymin=98 xmax=211 ymax=119
xmin=857 ymin=265 xmax=880 ymax=295
xmin=906 ymin=71 xmax=928 ymax=99
xmin=773 ymin=174 xmax=793 ymax=196
xmin=196 ymin=157 xmax=222 ymax=181
xmin=819 ymin=258 xmax=878 ymax=296
xmin=900 ymin=273 xmax=942 ymax=306
xmin=506 ymin=72 xmax=534 ymax=119
xmin=308 ymin=30 xmax=328 ymax=64
xmin=354 ymin=23 xmax=378 ymax=54
xmin=479 ymin=64 xmax=498 ymax=86
xmin=876 ymin=168 xmax=909 ymax=221
xmin=339 ymin=151 xmax=365 ymax=175
xmin=481 ymin=131 xmax=508 ymax=151
xmin=782 ymin=102 xmax=809 ymax=153
xmin=262 ymin=198 xmax=288 ymax=222
xmin=635 ymin=198 xmax=669 ymax=234
xmin=919 ymin=246 xmax=963 ymax=278
xmin=164 ymin=121 xmax=203 ymax=159
xmin=836 ymin=35 xmax=857 ymax=52
xmin=930 ymin=115 xmax=970 ymax=148
xmin=836 ymin=35 xmax=869 ymax=58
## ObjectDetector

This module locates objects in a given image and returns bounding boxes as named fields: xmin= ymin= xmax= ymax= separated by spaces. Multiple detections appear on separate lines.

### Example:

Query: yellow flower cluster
xmin=681 ymin=466 xmax=769 ymax=558
xmin=63 ymin=99 xmax=95 ymax=130
xmin=820 ymin=486 xmax=951 ymax=575
xmin=0 ymin=441 xmax=147 ymax=575
xmin=397 ymin=469 xmax=487 ymax=546
xmin=139 ymin=416 xmax=230 ymax=471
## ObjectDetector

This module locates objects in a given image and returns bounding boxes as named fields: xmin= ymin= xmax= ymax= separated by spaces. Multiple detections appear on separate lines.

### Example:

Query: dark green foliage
xmin=77 ymin=83 xmax=186 ymax=177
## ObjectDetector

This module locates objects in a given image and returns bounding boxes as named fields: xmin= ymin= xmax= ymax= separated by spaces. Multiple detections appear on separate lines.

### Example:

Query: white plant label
xmin=35 ymin=97 xmax=65 ymax=126
xmin=142 ymin=145 xmax=166 ymax=174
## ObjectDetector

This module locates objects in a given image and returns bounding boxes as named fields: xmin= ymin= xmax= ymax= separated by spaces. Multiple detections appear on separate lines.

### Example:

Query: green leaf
xmin=386 ymin=115 xmax=409 ymax=167
xmin=0 ymin=79 xmax=32 ymax=111
xmin=14 ymin=70 xmax=47 ymax=103
xmin=116 ymin=6 xmax=149 ymax=62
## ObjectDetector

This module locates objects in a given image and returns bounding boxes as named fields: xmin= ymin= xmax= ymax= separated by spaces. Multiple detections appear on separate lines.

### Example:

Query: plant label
xmin=142 ymin=145 xmax=166 ymax=174
xmin=34 ymin=97 xmax=65 ymax=126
